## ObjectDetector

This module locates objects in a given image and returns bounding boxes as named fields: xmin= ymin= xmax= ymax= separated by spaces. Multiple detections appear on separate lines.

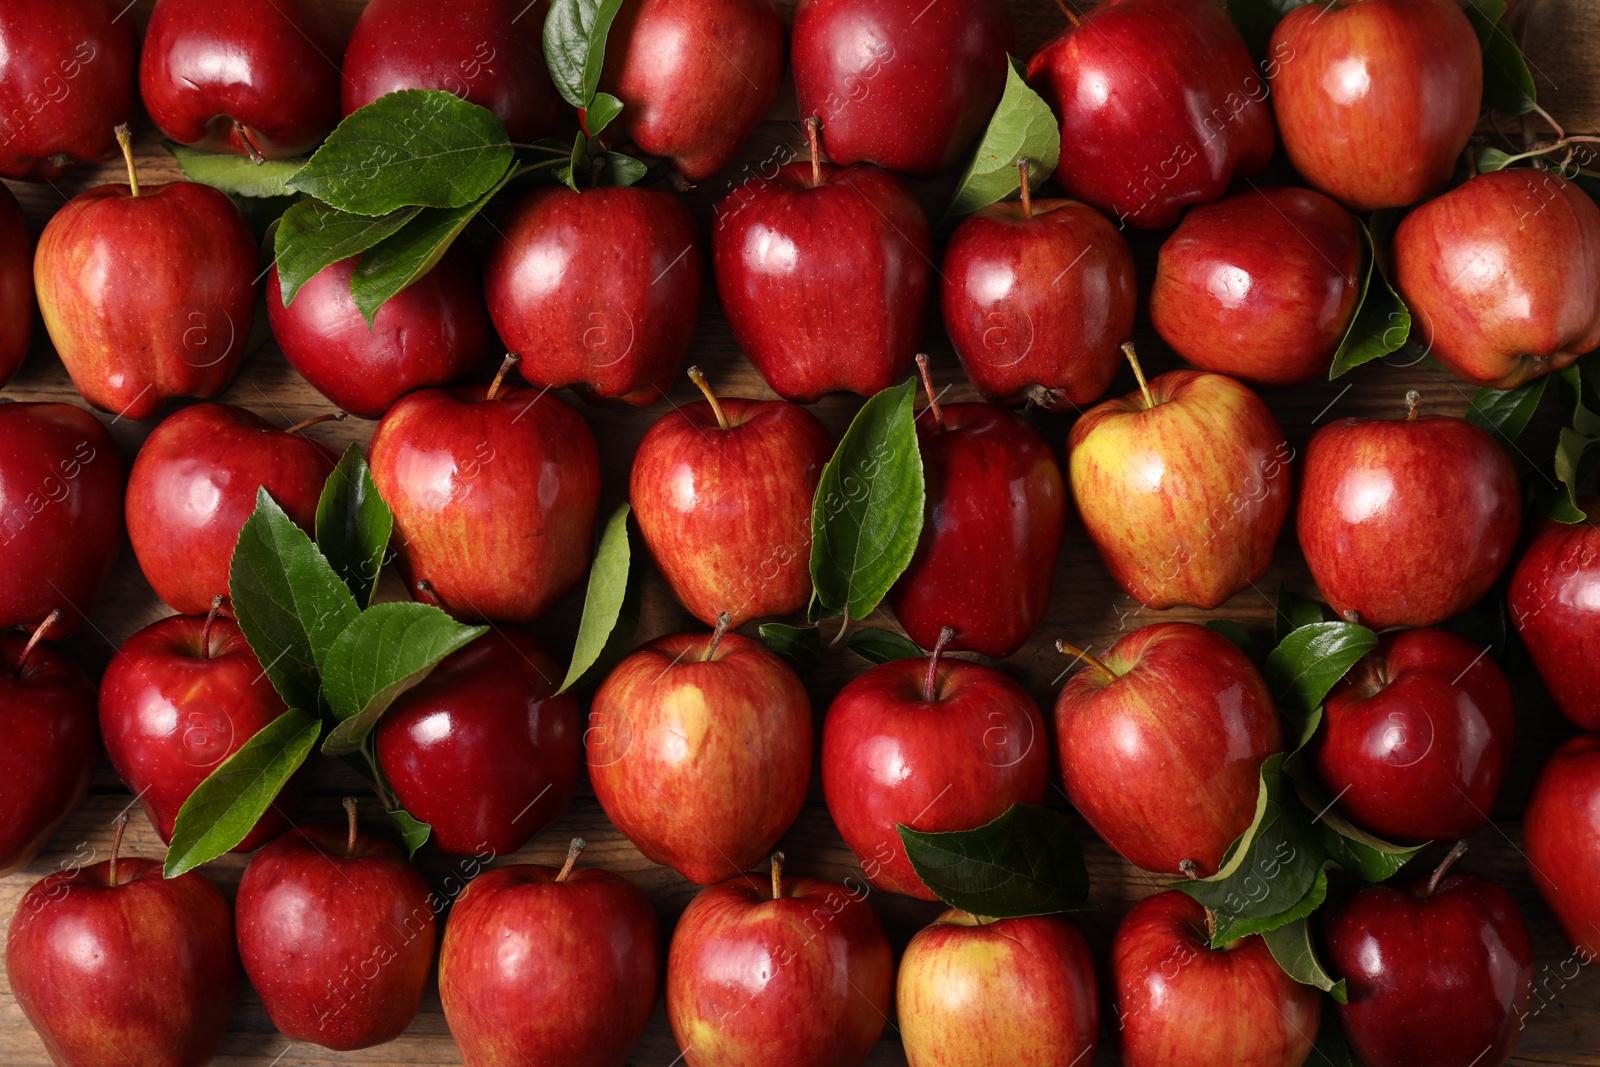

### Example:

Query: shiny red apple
xmin=1508 ymin=500 xmax=1600 ymax=729
xmin=0 ymin=183 xmax=34 ymax=384
xmin=1525 ymin=734 xmax=1600 ymax=961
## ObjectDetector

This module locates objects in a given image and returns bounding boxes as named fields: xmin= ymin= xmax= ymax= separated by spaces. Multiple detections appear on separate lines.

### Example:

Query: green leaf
xmin=1225 ymin=0 xmax=1313 ymax=59
xmin=586 ymin=92 xmax=624 ymax=136
xmin=1474 ymin=146 xmax=1518 ymax=174
xmin=559 ymin=503 xmax=640 ymax=694
xmin=1312 ymin=1011 xmax=1356 ymax=1066
xmin=1329 ymin=216 xmax=1412 ymax=378
xmin=1274 ymin=586 xmax=1326 ymax=646
xmin=846 ymin=627 xmax=926 ymax=665
xmin=387 ymin=807 xmax=432 ymax=858
xmin=543 ymin=0 xmax=627 ymax=110
xmin=810 ymin=379 xmax=925 ymax=621
xmin=1542 ymin=361 xmax=1600 ymax=522
xmin=315 ymin=445 xmax=392 ymax=608
xmin=1265 ymin=622 xmax=1379 ymax=717
xmin=166 ymin=142 xmax=309 ymax=199
xmin=273 ymin=198 xmax=421 ymax=306
xmin=898 ymin=804 xmax=1091 ymax=918
xmin=163 ymin=709 xmax=322 ymax=877
xmin=289 ymin=90 xmax=514 ymax=216
xmin=1261 ymin=910 xmax=1349 ymax=1003
xmin=757 ymin=623 xmax=820 ymax=674
xmin=1205 ymin=620 xmax=1255 ymax=657
xmin=228 ymin=488 xmax=361 ymax=714
xmin=320 ymin=603 xmax=487 ymax=756
xmin=1290 ymin=775 xmax=1426 ymax=883
xmin=945 ymin=58 xmax=1061 ymax=221
xmin=1465 ymin=0 xmax=1537 ymax=116
xmin=1468 ymin=376 xmax=1549 ymax=446
xmin=602 ymin=151 xmax=648 ymax=188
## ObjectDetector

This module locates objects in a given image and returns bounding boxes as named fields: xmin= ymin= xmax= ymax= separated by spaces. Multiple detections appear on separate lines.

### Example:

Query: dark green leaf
xmin=315 ymin=445 xmax=392 ymax=608
xmin=559 ymin=503 xmax=640 ymax=693
xmin=1265 ymin=622 xmax=1379 ymax=717
xmin=1291 ymin=775 xmax=1426 ymax=883
xmin=1261 ymin=909 xmax=1349 ymax=1003
xmin=387 ymin=807 xmax=432 ymax=858
xmin=166 ymin=142 xmax=308 ymax=199
xmin=586 ymin=92 xmax=624 ymax=136
xmin=1474 ymin=146 xmax=1518 ymax=174
xmin=898 ymin=804 xmax=1091 ymax=918
xmin=758 ymin=623 xmax=820 ymax=674
xmin=543 ymin=0 xmax=627 ymax=109
xmin=945 ymin=58 xmax=1061 ymax=221
xmin=1205 ymin=620 xmax=1255 ymax=657
xmin=1312 ymin=1010 xmax=1356 ymax=1066
xmin=1275 ymin=585 xmax=1326 ymax=646
xmin=1466 ymin=0 xmax=1537 ymax=116
xmin=847 ymin=627 xmax=926 ymax=664
xmin=1225 ymin=0 xmax=1313 ymax=59
xmin=602 ymin=151 xmax=648 ymax=188
xmin=273 ymin=199 xmax=421 ymax=306
xmin=1468 ymin=376 xmax=1549 ymax=445
xmin=1330 ymin=217 xmax=1412 ymax=378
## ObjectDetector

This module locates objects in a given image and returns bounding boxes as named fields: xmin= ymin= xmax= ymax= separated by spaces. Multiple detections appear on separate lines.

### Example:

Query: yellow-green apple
xmin=1508 ymin=500 xmax=1600 ymax=729
xmin=1525 ymin=735 xmax=1600 ymax=960
xmin=0 ymin=184 xmax=33 ymax=383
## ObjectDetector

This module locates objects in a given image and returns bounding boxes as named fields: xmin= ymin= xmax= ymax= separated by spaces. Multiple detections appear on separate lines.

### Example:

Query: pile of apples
xmin=2 ymin=0 xmax=1600 ymax=1065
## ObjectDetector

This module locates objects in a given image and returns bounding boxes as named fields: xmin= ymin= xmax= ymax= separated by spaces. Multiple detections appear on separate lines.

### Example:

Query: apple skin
xmin=631 ymin=397 xmax=832 ymax=628
xmin=375 ymin=629 xmax=581 ymax=856
xmin=236 ymin=819 xmax=437 ymax=1051
xmin=1508 ymin=500 xmax=1600 ymax=729
xmin=1525 ymin=734 xmax=1600 ymax=961
xmin=1394 ymin=169 xmax=1600 ymax=389
xmin=791 ymin=0 xmax=1012 ymax=176
xmin=1068 ymin=369 xmax=1293 ymax=610
xmin=888 ymin=403 xmax=1067 ymax=657
xmin=484 ymin=185 xmax=703 ymax=406
xmin=667 ymin=870 xmax=894 ymax=1067
xmin=942 ymin=197 xmax=1136 ymax=411
xmin=602 ymin=0 xmax=785 ymax=181
xmin=588 ymin=631 xmax=812 ymax=884
xmin=0 ymin=184 xmax=34 ymax=384
xmin=99 ymin=614 xmax=299 ymax=852
xmin=713 ymin=161 xmax=932 ymax=402
xmin=0 ymin=402 xmax=125 ymax=637
xmin=1027 ymin=0 xmax=1273 ymax=230
xmin=368 ymin=382 xmax=601 ymax=623
xmin=34 ymin=178 xmax=261 ymax=421
xmin=1112 ymin=891 xmax=1320 ymax=1067
xmin=342 ymin=0 xmax=560 ymax=141
xmin=1151 ymin=187 xmax=1363 ymax=386
xmin=5 ymin=856 xmax=237 ymax=1067
xmin=140 ymin=0 xmax=345 ymax=160
xmin=0 ymin=0 xmax=137 ymax=181
xmin=267 ymin=246 xmax=492 ymax=419
xmin=898 ymin=910 xmax=1098 ymax=1067
xmin=822 ymin=656 xmax=1049 ymax=898
xmin=1269 ymin=0 xmax=1482 ymax=214
xmin=438 ymin=861 xmax=660 ymax=1067
xmin=1313 ymin=628 xmax=1515 ymax=846
xmin=125 ymin=403 xmax=340 ymax=616
xmin=1325 ymin=868 xmax=1534 ymax=1067
xmin=0 ymin=632 xmax=98 ymax=877
xmin=1297 ymin=412 xmax=1521 ymax=630
xmin=1054 ymin=622 xmax=1283 ymax=876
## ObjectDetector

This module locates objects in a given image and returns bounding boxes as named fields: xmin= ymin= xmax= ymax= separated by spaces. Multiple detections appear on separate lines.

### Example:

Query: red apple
xmin=140 ymin=0 xmax=345 ymax=161
xmin=1112 ymin=891 xmax=1321 ymax=1067
xmin=1394 ymin=169 xmax=1600 ymax=388
xmin=1068 ymin=353 xmax=1293 ymax=610
xmin=1508 ymin=500 xmax=1600 ymax=729
xmin=1054 ymin=622 xmax=1283 ymax=876
xmin=438 ymin=840 xmax=660 ymax=1067
xmin=588 ymin=625 xmax=812 ymax=884
xmin=1269 ymin=0 xmax=1482 ymax=213
xmin=484 ymin=185 xmax=703 ymax=406
xmin=791 ymin=0 xmax=1012 ymax=176
xmin=0 ymin=0 xmax=137 ymax=181
xmin=821 ymin=645 xmax=1049 ymax=898
xmin=602 ymin=0 xmax=785 ymax=181
xmin=1297 ymin=396 xmax=1522 ymax=630
xmin=0 ymin=183 xmax=34 ymax=384
xmin=374 ymin=628 xmax=581 ymax=856
xmin=1151 ymin=186 xmax=1363 ymax=386
xmin=667 ymin=856 xmax=894 ymax=1067
xmin=1525 ymin=734 xmax=1600 ymax=961
xmin=898 ymin=909 xmax=1098 ymax=1067
xmin=1027 ymin=0 xmax=1274 ymax=229
xmin=125 ymin=403 xmax=341 ymax=617
xmin=0 ymin=401 xmax=125 ymax=636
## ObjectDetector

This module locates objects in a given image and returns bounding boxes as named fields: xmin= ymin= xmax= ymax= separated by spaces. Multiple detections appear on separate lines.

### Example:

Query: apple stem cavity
xmin=114 ymin=124 xmax=140 ymax=198
xmin=487 ymin=353 xmax=521 ymax=401
xmin=1055 ymin=639 xmax=1115 ymax=683
xmin=1425 ymin=840 xmax=1469 ymax=898
xmin=108 ymin=813 xmax=128 ymax=888
xmin=687 ymin=366 xmax=730 ymax=430
xmin=805 ymin=116 xmax=823 ymax=189
xmin=706 ymin=612 xmax=732 ymax=661
xmin=1122 ymin=343 xmax=1155 ymax=410
xmin=923 ymin=626 xmax=955 ymax=702
xmin=1017 ymin=160 xmax=1033 ymax=219
xmin=1405 ymin=389 xmax=1422 ymax=421
xmin=771 ymin=851 xmax=786 ymax=900
xmin=234 ymin=120 xmax=267 ymax=167
xmin=286 ymin=411 xmax=348 ymax=435
xmin=343 ymin=797 xmax=359 ymax=857
xmin=15 ymin=609 xmax=62 ymax=676
xmin=415 ymin=578 xmax=446 ymax=610
xmin=914 ymin=354 xmax=946 ymax=431
xmin=556 ymin=837 xmax=586 ymax=883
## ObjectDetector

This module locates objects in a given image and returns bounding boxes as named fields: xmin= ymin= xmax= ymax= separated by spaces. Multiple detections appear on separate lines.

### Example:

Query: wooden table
xmin=3 ymin=1 xmax=1598 ymax=1063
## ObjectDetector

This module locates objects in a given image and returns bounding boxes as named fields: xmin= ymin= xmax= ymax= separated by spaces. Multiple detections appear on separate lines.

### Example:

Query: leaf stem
xmin=805 ymin=116 xmax=823 ymax=189
xmin=115 ymin=124 xmax=139 ymax=197
xmin=344 ymin=797 xmax=359 ymax=857
xmin=200 ymin=595 xmax=223 ymax=661
xmin=15 ymin=609 xmax=61 ymax=676
xmin=914 ymin=354 xmax=945 ymax=431
xmin=556 ymin=837 xmax=585 ymax=883
xmin=688 ymin=366 xmax=730 ymax=430
xmin=1017 ymin=160 xmax=1033 ymax=219
xmin=487 ymin=353 xmax=520 ymax=401
xmin=706 ymin=612 xmax=731 ymax=661
xmin=923 ymin=626 xmax=955 ymax=702
xmin=108 ymin=814 xmax=127 ymax=888
xmin=1424 ymin=840 xmax=1468 ymax=898
xmin=771 ymin=851 xmax=785 ymax=900
xmin=286 ymin=411 xmax=348 ymax=435
xmin=1056 ymin=639 xmax=1115 ymax=683
xmin=1405 ymin=389 xmax=1422 ymax=421
xmin=1122 ymin=343 xmax=1154 ymax=410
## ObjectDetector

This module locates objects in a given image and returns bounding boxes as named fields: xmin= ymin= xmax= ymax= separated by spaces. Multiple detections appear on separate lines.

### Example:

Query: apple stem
xmin=1017 ymin=160 xmax=1033 ymax=219
xmin=1178 ymin=859 xmax=1199 ymax=880
xmin=687 ymin=366 xmax=730 ymax=431
xmin=1122 ymin=343 xmax=1154 ymax=410
xmin=200 ymin=595 xmax=224 ymax=661
xmin=114 ymin=124 xmax=140 ymax=198
xmin=487 ymin=353 xmax=520 ymax=401
xmin=706 ymin=612 xmax=731 ymax=662
xmin=556 ymin=837 xmax=585 ymax=883
xmin=1055 ymin=639 xmax=1115 ymax=683
xmin=15 ymin=609 xmax=62 ymax=676
xmin=286 ymin=411 xmax=348 ymax=435
xmin=1204 ymin=906 xmax=1217 ymax=941
xmin=771 ymin=851 xmax=785 ymax=900
xmin=1424 ymin=840 xmax=1468 ymax=898
xmin=415 ymin=579 xmax=446 ymax=610
xmin=343 ymin=797 xmax=359 ymax=857
xmin=914 ymin=354 xmax=946 ymax=431
xmin=923 ymin=626 xmax=955 ymax=702
xmin=234 ymin=120 xmax=267 ymax=167
xmin=1405 ymin=389 xmax=1422 ymax=421
xmin=108 ymin=814 xmax=127 ymax=889
xmin=805 ymin=116 xmax=823 ymax=189
xmin=1054 ymin=0 xmax=1083 ymax=27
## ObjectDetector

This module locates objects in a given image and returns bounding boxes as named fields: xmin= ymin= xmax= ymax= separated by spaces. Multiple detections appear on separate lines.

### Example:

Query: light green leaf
xmin=559 ymin=503 xmax=640 ymax=693
xmin=273 ymin=198 xmax=421 ymax=306
xmin=1265 ymin=622 xmax=1379 ymax=717
xmin=388 ymin=808 xmax=432 ymax=858
xmin=166 ymin=142 xmax=309 ymax=199
xmin=946 ymin=58 xmax=1060 ymax=222
xmin=315 ymin=444 xmax=392 ymax=608
xmin=544 ymin=0 xmax=628 ymax=110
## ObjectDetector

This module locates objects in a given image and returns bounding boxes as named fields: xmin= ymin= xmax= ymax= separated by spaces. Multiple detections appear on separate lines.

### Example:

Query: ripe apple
xmin=0 ymin=0 xmax=137 ymax=181
xmin=1297 ymin=395 xmax=1522 ymax=629
xmin=1525 ymin=734 xmax=1600 ymax=960
xmin=589 ymin=625 xmax=812 ymax=884
xmin=1068 ymin=351 xmax=1293 ymax=610
xmin=1269 ymin=0 xmax=1482 ymax=213
xmin=631 ymin=368 xmax=833 ymax=628
xmin=1508 ymin=500 xmax=1600 ymax=729
xmin=602 ymin=0 xmax=785 ymax=181
xmin=374 ymin=628 xmax=581 ymax=856
xmin=1394 ymin=169 xmax=1600 ymax=388
xmin=140 ymin=0 xmax=345 ymax=161
xmin=898 ymin=909 xmax=1098 ymax=1067
xmin=438 ymin=840 xmax=660 ymax=1067
xmin=1151 ymin=186 xmax=1363 ymax=386
xmin=1027 ymin=0 xmax=1273 ymax=229
xmin=99 ymin=611 xmax=299 ymax=852
xmin=1054 ymin=622 xmax=1283 ymax=876
xmin=236 ymin=800 xmax=436 ymax=1051
xmin=667 ymin=855 xmax=894 ymax=1067
xmin=5 ymin=821 xmax=238 ymax=1067
xmin=484 ymin=185 xmax=703 ymax=405
xmin=34 ymin=128 xmax=260 ymax=421
xmin=0 ymin=401 xmax=125 ymax=636
xmin=267 ymin=245 xmax=492 ymax=419
xmin=0 ymin=184 xmax=34 ymax=384
xmin=1113 ymin=891 xmax=1321 ymax=1067
xmin=791 ymin=0 xmax=1012 ymax=176
xmin=368 ymin=361 xmax=602 ymax=623
xmin=821 ymin=643 xmax=1049 ymax=898
xmin=1324 ymin=847 xmax=1534 ymax=1067
xmin=125 ymin=403 xmax=340 ymax=616
xmin=343 ymin=0 xmax=560 ymax=141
